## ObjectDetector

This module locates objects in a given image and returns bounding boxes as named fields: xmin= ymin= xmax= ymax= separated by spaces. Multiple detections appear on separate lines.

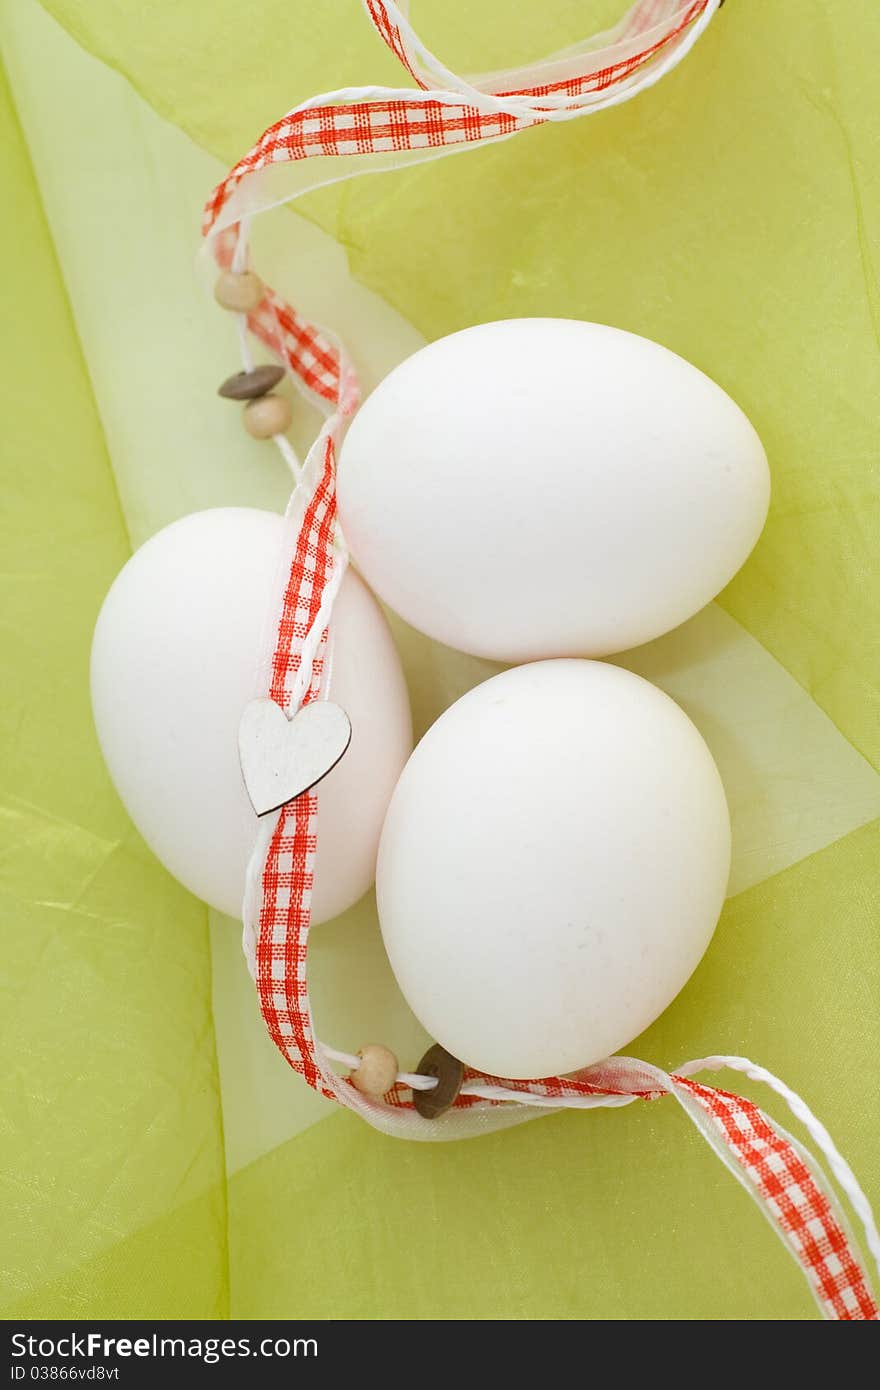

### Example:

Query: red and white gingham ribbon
xmin=204 ymin=0 xmax=880 ymax=1320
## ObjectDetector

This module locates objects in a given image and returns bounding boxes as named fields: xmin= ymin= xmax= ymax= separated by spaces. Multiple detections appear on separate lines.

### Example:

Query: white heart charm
xmin=238 ymin=698 xmax=352 ymax=817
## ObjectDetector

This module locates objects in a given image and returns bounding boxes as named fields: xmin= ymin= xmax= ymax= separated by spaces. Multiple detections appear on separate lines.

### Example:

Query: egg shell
xmin=377 ymin=659 xmax=731 ymax=1079
xmin=337 ymin=318 xmax=770 ymax=662
xmin=91 ymin=508 xmax=413 ymax=924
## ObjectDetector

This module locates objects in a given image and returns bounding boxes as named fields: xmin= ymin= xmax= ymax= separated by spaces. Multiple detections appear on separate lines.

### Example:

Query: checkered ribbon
xmin=205 ymin=0 xmax=880 ymax=1320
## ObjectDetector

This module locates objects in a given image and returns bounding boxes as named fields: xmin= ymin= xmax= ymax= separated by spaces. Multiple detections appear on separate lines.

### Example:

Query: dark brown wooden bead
xmin=218 ymin=365 xmax=286 ymax=400
xmin=413 ymin=1043 xmax=465 ymax=1118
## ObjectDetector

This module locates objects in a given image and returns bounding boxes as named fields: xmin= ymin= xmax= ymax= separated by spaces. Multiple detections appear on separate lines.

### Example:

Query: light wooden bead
xmin=243 ymin=394 xmax=292 ymax=440
xmin=213 ymin=270 xmax=265 ymax=313
xmin=350 ymin=1045 xmax=398 ymax=1097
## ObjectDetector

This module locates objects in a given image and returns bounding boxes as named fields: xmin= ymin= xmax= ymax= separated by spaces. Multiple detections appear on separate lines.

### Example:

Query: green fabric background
xmin=2 ymin=1 xmax=878 ymax=1319
xmin=0 ymin=64 xmax=226 ymax=1315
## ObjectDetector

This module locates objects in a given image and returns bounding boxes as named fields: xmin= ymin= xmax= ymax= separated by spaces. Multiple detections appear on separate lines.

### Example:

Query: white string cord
xmin=676 ymin=1054 xmax=880 ymax=1280
xmin=287 ymin=3 xmax=722 ymax=123
xmin=375 ymin=0 xmax=722 ymax=124
xmin=319 ymin=1048 xmax=626 ymax=1106
xmin=321 ymin=1044 xmax=438 ymax=1092
xmin=235 ymin=311 xmax=255 ymax=373
xmin=459 ymin=1083 xmax=635 ymax=1109
xmin=230 ymin=219 xmax=304 ymax=480
xmin=231 ymin=217 xmax=250 ymax=272
xmin=319 ymin=1045 xmax=639 ymax=1106
xmin=273 ymin=432 xmax=303 ymax=482
xmin=322 ymin=1039 xmax=880 ymax=1277
xmin=287 ymin=3 xmax=720 ymax=126
xmin=319 ymin=1046 xmax=632 ymax=1104
xmin=288 ymin=553 xmax=349 ymax=710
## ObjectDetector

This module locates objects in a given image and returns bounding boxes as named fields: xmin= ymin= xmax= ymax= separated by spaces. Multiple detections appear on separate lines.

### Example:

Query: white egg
xmin=91 ymin=508 xmax=413 ymax=923
xmin=377 ymin=659 xmax=730 ymax=1078
xmin=338 ymin=318 xmax=770 ymax=662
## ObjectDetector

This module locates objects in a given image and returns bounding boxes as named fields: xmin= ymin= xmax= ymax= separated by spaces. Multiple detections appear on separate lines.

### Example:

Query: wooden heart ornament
xmin=239 ymin=698 xmax=352 ymax=816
